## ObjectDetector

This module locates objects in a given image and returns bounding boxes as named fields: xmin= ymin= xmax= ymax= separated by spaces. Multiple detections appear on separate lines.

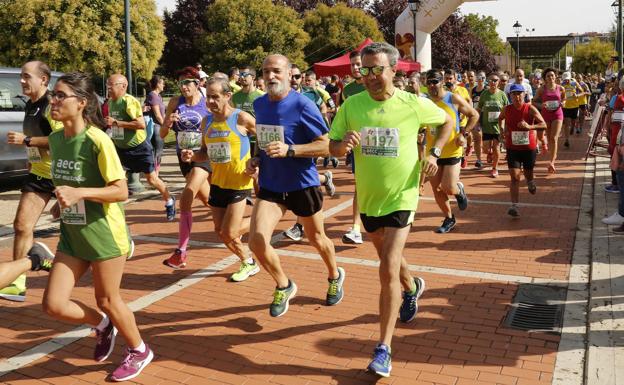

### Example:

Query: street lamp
xmin=513 ymin=21 xmax=522 ymax=69
xmin=612 ymin=1 xmax=623 ymax=69
xmin=408 ymin=0 xmax=420 ymax=62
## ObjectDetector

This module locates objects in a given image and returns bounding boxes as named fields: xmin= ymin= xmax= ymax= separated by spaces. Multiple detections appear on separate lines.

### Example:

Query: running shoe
xmin=367 ymin=343 xmax=392 ymax=378
xmin=536 ymin=145 xmax=540 ymax=155
xmin=0 ymin=274 xmax=26 ymax=302
xmin=475 ymin=160 xmax=483 ymax=170
xmin=490 ymin=169 xmax=498 ymax=178
xmin=528 ymin=180 xmax=537 ymax=195
xmin=28 ymin=241 xmax=55 ymax=271
xmin=613 ymin=224 xmax=624 ymax=234
xmin=342 ymin=228 xmax=363 ymax=244
xmin=399 ymin=277 xmax=425 ymax=323
xmin=126 ymin=239 xmax=135 ymax=260
xmin=331 ymin=157 xmax=339 ymax=168
xmin=326 ymin=267 xmax=345 ymax=306
xmin=602 ymin=212 xmax=624 ymax=225
xmin=455 ymin=182 xmax=468 ymax=210
xmin=466 ymin=145 xmax=473 ymax=157
xmin=575 ymin=127 xmax=582 ymax=134
xmin=163 ymin=249 xmax=187 ymax=269
xmin=605 ymin=184 xmax=620 ymax=194
xmin=564 ymin=139 xmax=570 ymax=148
xmin=270 ymin=280 xmax=298 ymax=317
xmin=283 ymin=223 xmax=303 ymax=241
xmin=323 ymin=171 xmax=336 ymax=197
xmin=322 ymin=157 xmax=329 ymax=168
xmin=435 ymin=216 xmax=456 ymax=233
xmin=110 ymin=345 xmax=154 ymax=382
xmin=508 ymin=205 xmax=520 ymax=218
xmin=230 ymin=260 xmax=260 ymax=282
xmin=460 ymin=157 xmax=467 ymax=169
xmin=94 ymin=319 xmax=117 ymax=362
xmin=165 ymin=196 xmax=176 ymax=221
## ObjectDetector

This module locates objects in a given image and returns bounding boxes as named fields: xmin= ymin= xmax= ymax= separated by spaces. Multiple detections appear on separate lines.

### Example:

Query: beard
xmin=267 ymin=79 xmax=288 ymax=97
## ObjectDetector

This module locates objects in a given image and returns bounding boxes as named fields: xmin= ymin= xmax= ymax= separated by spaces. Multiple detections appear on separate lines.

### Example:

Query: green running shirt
xmin=107 ymin=94 xmax=146 ymax=149
xmin=478 ymin=89 xmax=509 ymax=134
xmin=232 ymin=89 xmax=265 ymax=117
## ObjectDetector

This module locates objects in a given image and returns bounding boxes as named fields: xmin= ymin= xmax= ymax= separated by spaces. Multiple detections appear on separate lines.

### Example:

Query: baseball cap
xmin=509 ymin=84 xmax=525 ymax=93
xmin=198 ymin=70 xmax=208 ymax=79
xmin=562 ymin=72 xmax=572 ymax=81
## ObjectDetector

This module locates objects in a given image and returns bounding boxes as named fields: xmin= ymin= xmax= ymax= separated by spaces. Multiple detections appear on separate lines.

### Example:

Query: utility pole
xmin=124 ymin=0 xmax=132 ymax=95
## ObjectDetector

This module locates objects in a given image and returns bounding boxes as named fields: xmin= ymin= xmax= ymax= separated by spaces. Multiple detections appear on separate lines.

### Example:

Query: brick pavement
xmin=0 ymin=129 xmax=591 ymax=385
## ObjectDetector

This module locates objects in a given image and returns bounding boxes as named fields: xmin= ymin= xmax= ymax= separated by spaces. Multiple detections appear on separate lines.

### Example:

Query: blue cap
xmin=509 ymin=84 xmax=525 ymax=93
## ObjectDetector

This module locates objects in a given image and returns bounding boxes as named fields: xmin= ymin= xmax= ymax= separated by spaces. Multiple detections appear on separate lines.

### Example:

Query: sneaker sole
xmin=162 ymin=260 xmax=187 ymax=269
xmin=33 ymin=241 xmax=55 ymax=258
xmin=230 ymin=265 xmax=261 ymax=282
xmin=435 ymin=223 xmax=455 ymax=233
xmin=95 ymin=326 xmax=118 ymax=362
xmin=367 ymin=365 xmax=392 ymax=378
xmin=126 ymin=240 xmax=135 ymax=260
xmin=342 ymin=235 xmax=363 ymax=245
xmin=110 ymin=349 xmax=154 ymax=382
xmin=0 ymin=293 xmax=25 ymax=302
xmin=272 ymin=284 xmax=298 ymax=318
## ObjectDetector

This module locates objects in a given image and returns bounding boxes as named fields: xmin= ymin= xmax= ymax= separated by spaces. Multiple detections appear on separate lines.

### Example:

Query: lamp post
xmin=468 ymin=40 xmax=472 ymax=71
xmin=408 ymin=0 xmax=420 ymax=62
xmin=513 ymin=21 xmax=522 ymax=69
xmin=124 ymin=0 xmax=132 ymax=95
xmin=612 ymin=1 xmax=623 ymax=70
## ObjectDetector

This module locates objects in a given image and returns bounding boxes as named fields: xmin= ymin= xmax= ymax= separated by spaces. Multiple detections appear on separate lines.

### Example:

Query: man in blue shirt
xmin=246 ymin=54 xmax=345 ymax=318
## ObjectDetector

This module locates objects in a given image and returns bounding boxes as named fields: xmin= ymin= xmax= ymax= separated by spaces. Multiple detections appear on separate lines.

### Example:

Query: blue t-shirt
xmin=253 ymin=90 xmax=328 ymax=193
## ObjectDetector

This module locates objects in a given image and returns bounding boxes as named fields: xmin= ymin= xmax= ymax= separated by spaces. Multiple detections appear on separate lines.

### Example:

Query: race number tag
xmin=62 ymin=200 xmax=86 ymax=225
xmin=256 ymin=124 xmax=285 ymax=150
xmin=360 ymin=127 xmax=399 ymax=157
xmin=511 ymin=131 xmax=530 ymax=146
xmin=111 ymin=124 xmax=124 ymax=140
xmin=26 ymin=147 xmax=42 ymax=162
xmin=207 ymin=142 xmax=232 ymax=163
xmin=612 ymin=111 xmax=624 ymax=123
xmin=544 ymin=101 xmax=560 ymax=111
xmin=488 ymin=111 xmax=500 ymax=122
xmin=177 ymin=131 xmax=202 ymax=150
xmin=565 ymin=90 xmax=575 ymax=99
xmin=473 ymin=101 xmax=479 ymax=109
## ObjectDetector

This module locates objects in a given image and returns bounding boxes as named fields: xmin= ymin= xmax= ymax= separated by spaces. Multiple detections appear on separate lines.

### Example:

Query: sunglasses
xmin=178 ymin=79 xmax=198 ymax=87
xmin=359 ymin=66 xmax=387 ymax=76
xmin=239 ymin=72 xmax=251 ymax=78
xmin=292 ymin=74 xmax=302 ymax=80
xmin=489 ymin=79 xmax=500 ymax=82
xmin=426 ymin=79 xmax=441 ymax=85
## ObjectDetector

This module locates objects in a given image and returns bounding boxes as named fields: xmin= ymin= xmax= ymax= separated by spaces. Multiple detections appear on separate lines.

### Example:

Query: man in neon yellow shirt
xmin=330 ymin=42 xmax=454 ymax=378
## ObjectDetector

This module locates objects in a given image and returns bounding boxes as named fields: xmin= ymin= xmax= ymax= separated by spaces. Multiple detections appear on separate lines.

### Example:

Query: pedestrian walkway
xmin=0 ymin=127 xmax=617 ymax=385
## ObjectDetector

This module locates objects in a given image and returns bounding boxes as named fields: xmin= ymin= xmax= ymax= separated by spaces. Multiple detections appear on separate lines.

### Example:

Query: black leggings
xmin=151 ymin=123 xmax=164 ymax=168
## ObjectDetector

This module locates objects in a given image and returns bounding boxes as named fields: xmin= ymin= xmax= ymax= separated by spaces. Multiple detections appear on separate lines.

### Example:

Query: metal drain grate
xmin=504 ymin=284 xmax=566 ymax=334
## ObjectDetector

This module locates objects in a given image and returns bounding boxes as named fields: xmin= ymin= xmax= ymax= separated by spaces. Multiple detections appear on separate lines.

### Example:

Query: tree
xmin=368 ymin=0 xmax=407 ymax=44
xmin=162 ymin=0 xmax=214 ymax=76
xmin=431 ymin=13 xmax=497 ymax=73
xmin=572 ymin=39 xmax=614 ymax=74
xmin=464 ymin=13 xmax=505 ymax=55
xmin=276 ymin=0 xmax=368 ymax=14
xmin=303 ymin=4 xmax=384 ymax=65
xmin=197 ymin=0 xmax=310 ymax=72
xmin=0 ymin=0 xmax=164 ymax=79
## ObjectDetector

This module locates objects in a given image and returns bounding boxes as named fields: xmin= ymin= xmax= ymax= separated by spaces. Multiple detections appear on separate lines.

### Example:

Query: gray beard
xmin=267 ymin=81 xmax=288 ymax=97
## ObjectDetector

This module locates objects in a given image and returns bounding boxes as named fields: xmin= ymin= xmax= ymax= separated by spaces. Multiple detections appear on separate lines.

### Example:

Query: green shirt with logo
xmin=477 ymin=89 xmax=509 ymax=134
xmin=342 ymin=81 xmax=366 ymax=101
xmin=232 ymin=89 xmax=265 ymax=117
xmin=107 ymin=94 xmax=146 ymax=149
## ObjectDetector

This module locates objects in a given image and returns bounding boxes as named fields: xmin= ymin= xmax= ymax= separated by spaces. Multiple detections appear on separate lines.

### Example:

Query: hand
xmin=245 ymin=157 xmax=260 ymax=175
xmin=170 ymin=112 xmax=180 ymax=123
xmin=265 ymin=141 xmax=288 ymax=158
xmin=180 ymin=149 xmax=194 ymax=163
xmin=7 ymin=131 xmax=26 ymax=145
xmin=54 ymin=186 xmax=82 ymax=209
xmin=517 ymin=120 xmax=531 ymax=130
xmin=104 ymin=116 xmax=116 ymax=127
xmin=342 ymin=130 xmax=361 ymax=152
xmin=423 ymin=155 xmax=439 ymax=177
xmin=455 ymin=134 xmax=467 ymax=147
xmin=50 ymin=202 xmax=61 ymax=220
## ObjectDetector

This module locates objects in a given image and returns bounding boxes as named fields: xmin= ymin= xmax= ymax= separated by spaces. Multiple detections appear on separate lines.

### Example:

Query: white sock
xmin=166 ymin=198 xmax=174 ymax=206
xmin=131 ymin=341 xmax=146 ymax=353
xmin=245 ymin=257 xmax=254 ymax=265
xmin=95 ymin=314 xmax=110 ymax=331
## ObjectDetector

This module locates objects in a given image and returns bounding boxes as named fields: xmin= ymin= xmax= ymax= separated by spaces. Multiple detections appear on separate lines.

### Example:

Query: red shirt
xmin=504 ymin=103 xmax=537 ymax=151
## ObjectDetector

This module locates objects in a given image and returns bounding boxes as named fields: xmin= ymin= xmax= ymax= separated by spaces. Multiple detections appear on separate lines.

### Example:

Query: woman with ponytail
xmin=42 ymin=72 xmax=153 ymax=382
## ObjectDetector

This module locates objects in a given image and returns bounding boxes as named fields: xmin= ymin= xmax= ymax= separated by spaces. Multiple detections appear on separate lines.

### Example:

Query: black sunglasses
xmin=292 ymin=74 xmax=302 ymax=80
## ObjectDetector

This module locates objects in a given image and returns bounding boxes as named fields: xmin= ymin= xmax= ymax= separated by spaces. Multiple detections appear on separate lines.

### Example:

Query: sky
xmin=155 ymin=0 xmax=615 ymax=39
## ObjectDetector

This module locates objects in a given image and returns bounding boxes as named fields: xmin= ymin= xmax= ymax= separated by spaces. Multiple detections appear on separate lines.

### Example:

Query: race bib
xmin=612 ymin=111 xmax=624 ymax=123
xmin=207 ymin=142 xmax=232 ymax=163
xmin=111 ymin=124 xmax=124 ymax=140
xmin=177 ymin=131 xmax=202 ymax=150
xmin=544 ymin=100 xmax=560 ymax=111
xmin=360 ymin=127 xmax=399 ymax=157
xmin=61 ymin=200 xmax=86 ymax=225
xmin=256 ymin=124 xmax=285 ymax=150
xmin=511 ymin=131 xmax=530 ymax=146
xmin=565 ymin=90 xmax=575 ymax=99
xmin=26 ymin=147 xmax=42 ymax=162
xmin=488 ymin=111 xmax=500 ymax=122
xmin=473 ymin=101 xmax=479 ymax=109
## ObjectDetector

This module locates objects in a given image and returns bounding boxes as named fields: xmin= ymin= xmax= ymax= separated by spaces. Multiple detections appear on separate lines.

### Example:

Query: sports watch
xmin=286 ymin=144 xmax=295 ymax=158
xmin=24 ymin=136 xmax=32 ymax=147
xmin=429 ymin=147 xmax=441 ymax=158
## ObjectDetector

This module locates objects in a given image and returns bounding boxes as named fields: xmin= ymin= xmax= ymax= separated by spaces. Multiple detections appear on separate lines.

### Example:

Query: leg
xmin=213 ymin=200 xmax=250 ymax=261
xmin=548 ymin=119 xmax=562 ymax=172
xmin=492 ymin=139 xmax=501 ymax=171
xmin=248 ymin=199 xmax=288 ymax=287
xmin=92 ymin=256 xmax=142 ymax=349
xmin=429 ymin=168 xmax=452 ymax=218
xmin=473 ymin=129 xmax=482 ymax=162
xmin=42 ymin=252 xmax=102 ymax=326
xmin=508 ymin=168 xmax=522 ymax=204
xmin=180 ymin=168 xmax=210 ymax=212
xmin=0 ymin=259 xmax=31 ymax=289
xmin=145 ymin=171 xmax=170 ymax=201
xmin=13 ymin=191 xmax=51 ymax=260
xmin=299 ymin=211 xmax=339 ymax=280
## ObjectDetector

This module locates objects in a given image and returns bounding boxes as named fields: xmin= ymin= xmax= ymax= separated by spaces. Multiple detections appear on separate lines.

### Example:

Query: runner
xmin=477 ymin=73 xmax=509 ymax=178
xmin=560 ymin=72 xmax=583 ymax=148
xmin=255 ymin=78 xmax=266 ymax=92
xmin=105 ymin=74 xmax=174 ymax=219
xmin=498 ymin=84 xmax=547 ymax=217
xmin=576 ymin=74 xmax=592 ymax=126
xmin=246 ymin=54 xmax=345 ymax=317
xmin=444 ymin=69 xmax=472 ymax=168
xmin=426 ymin=69 xmax=477 ymax=233
xmin=232 ymin=66 xmax=265 ymax=117
xmin=533 ymin=68 xmax=565 ymax=173
xmin=161 ymin=67 xmax=212 ymax=269
xmin=228 ymin=67 xmax=242 ymax=93
xmin=2 ymin=61 xmax=63 ymax=301
xmin=329 ymin=42 xmax=454 ymax=378
xmin=181 ymin=77 xmax=259 ymax=281
xmin=471 ymin=71 xmax=487 ymax=169
xmin=144 ymin=75 xmax=166 ymax=173
xmin=43 ymin=72 xmax=153 ymax=382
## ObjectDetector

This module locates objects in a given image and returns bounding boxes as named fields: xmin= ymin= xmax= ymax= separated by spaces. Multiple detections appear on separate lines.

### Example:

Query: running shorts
xmin=360 ymin=210 xmax=415 ymax=233
xmin=209 ymin=185 xmax=252 ymax=208
xmin=258 ymin=186 xmax=323 ymax=217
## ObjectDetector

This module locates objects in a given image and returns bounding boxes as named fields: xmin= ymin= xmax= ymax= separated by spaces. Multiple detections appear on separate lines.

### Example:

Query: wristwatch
xmin=429 ymin=147 xmax=441 ymax=158
xmin=286 ymin=145 xmax=295 ymax=158
xmin=24 ymin=136 xmax=32 ymax=147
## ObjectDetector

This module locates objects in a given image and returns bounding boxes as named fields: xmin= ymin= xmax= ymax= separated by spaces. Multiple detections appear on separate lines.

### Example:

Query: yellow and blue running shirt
xmin=427 ymin=92 xmax=462 ymax=159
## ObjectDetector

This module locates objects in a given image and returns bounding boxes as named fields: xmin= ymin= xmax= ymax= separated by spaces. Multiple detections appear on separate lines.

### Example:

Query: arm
xmin=498 ymin=107 xmax=507 ymax=133
xmin=151 ymin=100 xmax=164 ymax=126
xmin=265 ymin=134 xmax=330 ymax=158
xmin=330 ymin=131 xmax=359 ymax=157
xmin=7 ymin=132 xmax=50 ymax=149
xmin=55 ymin=178 xmax=128 ymax=209
xmin=532 ymin=87 xmax=543 ymax=108
xmin=160 ymin=98 xmax=179 ymax=139
xmin=237 ymin=110 xmax=256 ymax=137
xmin=112 ymin=117 xmax=146 ymax=131
xmin=422 ymin=112 xmax=455 ymax=176
xmin=452 ymin=93 xmax=479 ymax=133
xmin=518 ymin=105 xmax=547 ymax=130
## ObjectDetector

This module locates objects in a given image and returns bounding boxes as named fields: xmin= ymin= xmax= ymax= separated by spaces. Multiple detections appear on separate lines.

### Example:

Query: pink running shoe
xmin=163 ymin=249 xmax=187 ymax=269
xmin=94 ymin=320 xmax=117 ymax=362
xmin=490 ymin=169 xmax=499 ymax=178
xmin=110 ymin=345 xmax=154 ymax=382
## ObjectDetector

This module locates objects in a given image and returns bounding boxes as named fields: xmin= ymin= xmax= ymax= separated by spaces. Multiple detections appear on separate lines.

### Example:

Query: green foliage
xmin=198 ymin=0 xmax=310 ymax=72
xmin=303 ymin=3 xmax=384 ymax=64
xmin=572 ymin=39 xmax=615 ymax=74
xmin=464 ymin=13 xmax=505 ymax=55
xmin=0 ymin=0 xmax=165 ymax=79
